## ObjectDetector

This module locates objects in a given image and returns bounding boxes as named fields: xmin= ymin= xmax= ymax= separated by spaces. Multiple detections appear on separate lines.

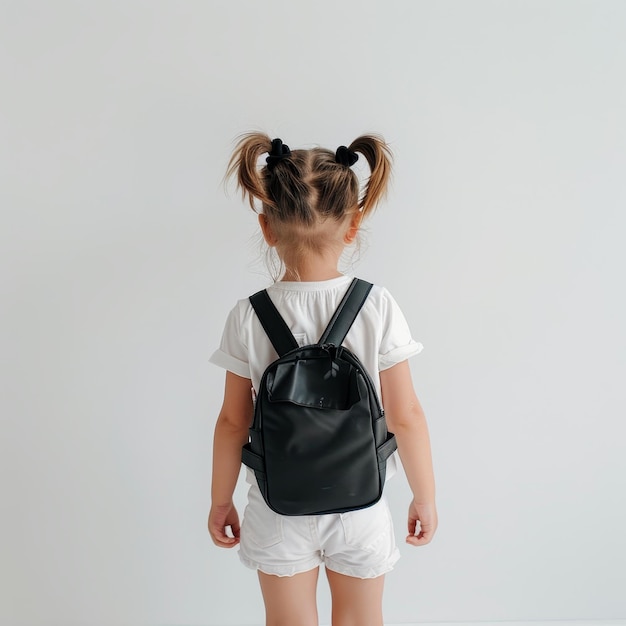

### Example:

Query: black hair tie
xmin=335 ymin=145 xmax=359 ymax=167
xmin=266 ymin=138 xmax=291 ymax=171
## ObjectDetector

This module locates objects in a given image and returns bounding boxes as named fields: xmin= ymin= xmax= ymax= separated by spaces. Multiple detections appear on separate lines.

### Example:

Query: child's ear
xmin=343 ymin=212 xmax=362 ymax=244
xmin=258 ymin=214 xmax=278 ymax=247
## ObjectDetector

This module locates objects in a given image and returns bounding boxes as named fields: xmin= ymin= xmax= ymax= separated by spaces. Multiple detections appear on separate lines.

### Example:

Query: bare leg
xmin=258 ymin=567 xmax=320 ymax=626
xmin=326 ymin=568 xmax=385 ymax=626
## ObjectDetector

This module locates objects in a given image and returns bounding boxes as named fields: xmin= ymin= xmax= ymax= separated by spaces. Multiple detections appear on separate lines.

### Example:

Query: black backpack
xmin=241 ymin=278 xmax=397 ymax=516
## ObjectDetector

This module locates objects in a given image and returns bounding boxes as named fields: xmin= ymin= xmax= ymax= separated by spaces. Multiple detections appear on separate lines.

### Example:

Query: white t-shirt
xmin=210 ymin=275 xmax=422 ymax=393
xmin=209 ymin=274 xmax=424 ymax=482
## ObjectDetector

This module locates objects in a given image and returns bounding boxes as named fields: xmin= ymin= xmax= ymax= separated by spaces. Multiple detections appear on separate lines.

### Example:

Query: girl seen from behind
xmin=208 ymin=132 xmax=437 ymax=626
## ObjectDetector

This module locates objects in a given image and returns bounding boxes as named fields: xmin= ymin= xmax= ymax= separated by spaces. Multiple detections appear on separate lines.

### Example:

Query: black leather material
xmin=318 ymin=279 xmax=373 ymax=347
xmin=250 ymin=278 xmax=373 ymax=358
xmin=249 ymin=289 xmax=299 ymax=356
xmin=267 ymin=347 xmax=362 ymax=410
xmin=243 ymin=278 xmax=398 ymax=516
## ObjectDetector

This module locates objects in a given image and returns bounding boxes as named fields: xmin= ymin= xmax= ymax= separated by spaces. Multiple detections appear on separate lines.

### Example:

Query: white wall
xmin=1 ymin=1 xmax=625 ymax=625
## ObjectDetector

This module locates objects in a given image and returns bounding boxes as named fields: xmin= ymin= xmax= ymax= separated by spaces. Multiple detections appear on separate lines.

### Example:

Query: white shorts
xmin=238 ymin=482 xmax=400 ymax=578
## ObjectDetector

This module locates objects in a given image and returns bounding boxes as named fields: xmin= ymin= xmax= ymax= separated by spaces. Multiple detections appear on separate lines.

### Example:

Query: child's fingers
xmin=406 ymin=533 xmax=430 ymax=546
xmin=231 ymin=520 xmax=241 ymax=538
xmin=208 ymin=510 xmax=240 ymax=548
xmin=406 ymin=500 xmax=438 ymax=547
xmin=210 ymin=524 xmax=239 ymax=548
xmin=406 ymin=522 xmax=435 ymax=546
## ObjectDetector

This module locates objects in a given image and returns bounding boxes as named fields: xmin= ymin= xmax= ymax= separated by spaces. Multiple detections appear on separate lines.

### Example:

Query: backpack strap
xmin=250 ymin=278 xmax=373 ymax=355
xmin=249 ymin=289 xmax=299 ymax=356
xmin=319 ymin=278 xmax=373 ymax=346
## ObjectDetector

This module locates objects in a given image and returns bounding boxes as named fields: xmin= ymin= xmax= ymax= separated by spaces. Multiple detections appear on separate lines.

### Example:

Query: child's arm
xmin=380 ymin=360 xmax=438 ymax=546
xmin=208 ymin=371 xmax=253 ymax=548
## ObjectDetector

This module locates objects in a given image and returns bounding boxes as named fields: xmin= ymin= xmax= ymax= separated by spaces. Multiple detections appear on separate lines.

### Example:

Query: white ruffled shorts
xmin=238 ymin=481 xmax=400 ymax=578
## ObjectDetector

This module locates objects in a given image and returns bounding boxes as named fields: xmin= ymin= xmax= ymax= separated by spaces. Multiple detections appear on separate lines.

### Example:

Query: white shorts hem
xmin=324 ymin=549 xmax=401 ymax=579
xmin=238 ymin=551 xmax=323 ymax=577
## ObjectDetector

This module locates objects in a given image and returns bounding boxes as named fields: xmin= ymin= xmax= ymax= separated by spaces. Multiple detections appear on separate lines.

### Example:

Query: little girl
xmin=208 ymin=133 xmax=437 ymax=626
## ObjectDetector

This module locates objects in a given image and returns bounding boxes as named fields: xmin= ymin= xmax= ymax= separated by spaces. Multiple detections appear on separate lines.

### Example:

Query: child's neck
xmin=280 ymin=254 xmax=343 ymax=282
xmin=281 ymin=269 xmax=343 ymax=282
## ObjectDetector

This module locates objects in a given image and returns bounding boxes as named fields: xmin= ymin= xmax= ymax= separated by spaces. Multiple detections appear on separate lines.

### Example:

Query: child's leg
xmin=258 ymin=567 xmax=319 ymax=626
xmin=326 ymin=569 xmax=385 ymax=626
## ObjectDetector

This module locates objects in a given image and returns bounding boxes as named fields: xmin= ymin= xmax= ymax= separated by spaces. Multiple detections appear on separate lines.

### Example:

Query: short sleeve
xmin=209 ymin=302 xmax=251 ymax=379
xmin=378 ymin=289 xmax=424 ymax=371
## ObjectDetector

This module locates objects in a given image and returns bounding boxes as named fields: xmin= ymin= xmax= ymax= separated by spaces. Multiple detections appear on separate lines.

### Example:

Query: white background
xmin=1 ymin=1 xmax=625 ymax=625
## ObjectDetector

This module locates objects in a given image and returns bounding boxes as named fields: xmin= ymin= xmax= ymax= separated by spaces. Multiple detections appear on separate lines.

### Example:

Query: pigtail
xmin=348 ymin=134 xmax=393 ymax=217
xmin=225 ymin=132 xmax=274 ymax=212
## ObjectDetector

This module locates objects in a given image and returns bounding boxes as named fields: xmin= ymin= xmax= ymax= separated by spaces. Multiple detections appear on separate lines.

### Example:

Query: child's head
xmin=226 ymin=132 xmax=392 ymax=278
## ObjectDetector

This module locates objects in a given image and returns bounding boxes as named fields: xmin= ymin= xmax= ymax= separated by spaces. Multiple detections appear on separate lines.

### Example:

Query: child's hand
xmin=208 ymin=502 xmax=241 ymax=548
xmin=406 ymin=500 xmax=438 ymax=546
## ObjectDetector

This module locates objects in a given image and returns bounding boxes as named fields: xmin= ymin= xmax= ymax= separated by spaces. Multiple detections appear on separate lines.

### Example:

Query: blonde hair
xmin=225 ymin=132 xmax=393 ymax=276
